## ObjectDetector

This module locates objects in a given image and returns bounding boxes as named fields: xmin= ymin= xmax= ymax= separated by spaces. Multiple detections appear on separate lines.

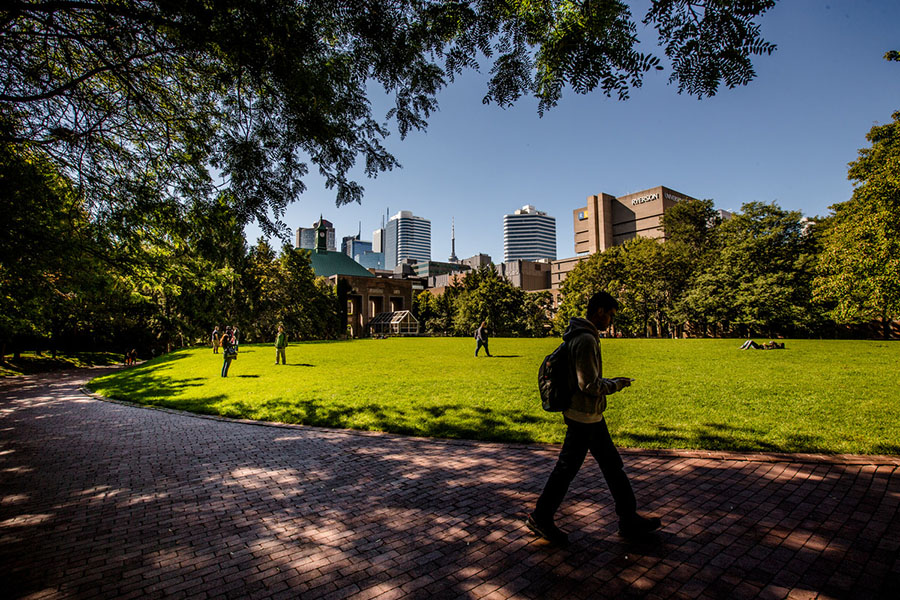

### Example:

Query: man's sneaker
xmin=619 ymin=513 xmax=662 ymax=538
xmin=525 ymin=513 xmax=569 ymax=545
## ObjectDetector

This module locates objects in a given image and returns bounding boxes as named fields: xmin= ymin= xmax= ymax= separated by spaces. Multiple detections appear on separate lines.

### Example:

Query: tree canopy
xmin=814 ymin=110 xmax=900 ymax=338
xmin=1 ymin=0 xmax=778 ymax=238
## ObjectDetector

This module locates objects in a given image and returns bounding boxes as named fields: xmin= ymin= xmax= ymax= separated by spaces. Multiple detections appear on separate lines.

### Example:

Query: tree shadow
xmin=276 ymin=398 xmax=547 ymax=444
xmin=612 ymin=420 xmax=900 ymax=455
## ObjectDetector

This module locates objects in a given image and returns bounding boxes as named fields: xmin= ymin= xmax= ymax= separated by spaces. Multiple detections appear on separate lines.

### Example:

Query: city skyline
xmin=249 ymin=1 xmax=900 ymax=264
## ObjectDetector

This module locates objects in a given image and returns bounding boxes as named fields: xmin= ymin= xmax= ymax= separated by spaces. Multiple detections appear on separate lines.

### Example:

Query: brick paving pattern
xmin=1 ymin=369 xmax=899 ymax=599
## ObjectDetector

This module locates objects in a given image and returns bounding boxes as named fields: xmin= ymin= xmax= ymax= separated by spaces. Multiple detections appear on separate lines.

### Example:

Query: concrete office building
xmin=462 ymin=254 xmax=492 ymax=270
xmin=550 ymin=256 xmax=587 ymax=290
xmin=553 ymin=186 xmax=698 ymax=291
xmin=496 ymin=259 xmax=552 ymax=291
xmin=503 ymin=205 xmax=557 ymax=262
xmin=383 ymin=211 xmax=431 ymax=270
xmin=406 ymin=259 xmax=468 ymax=280
xmin=296 ymin=218 xmax=336 ymax=251
xmin=574 ymin=186 xmax=696 ymax=255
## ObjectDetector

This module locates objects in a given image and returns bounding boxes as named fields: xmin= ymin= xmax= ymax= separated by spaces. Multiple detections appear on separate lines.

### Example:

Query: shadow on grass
xmin=180 ymin=396 xmax=553 ymax=444
xmin=615 ymin=421 xmax=900 ymax=455
xmin=285 ymin=363 xmax=315 ymax=367
xmin=1 ymin=351 xmax=122 ymax=376
xmin=87 ymin=352 xmax=207 ymax=405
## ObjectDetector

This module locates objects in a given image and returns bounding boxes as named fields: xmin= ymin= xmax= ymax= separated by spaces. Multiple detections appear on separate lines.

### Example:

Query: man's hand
xmin=613 ymin=377 xmax=633 ymax=392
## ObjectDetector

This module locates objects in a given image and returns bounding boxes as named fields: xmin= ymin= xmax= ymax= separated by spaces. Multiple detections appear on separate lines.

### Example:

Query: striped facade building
xmin=384 ymin=210 xmax=431 ymax=270
xmin=503 ymin=205 xmax=557 ymax=262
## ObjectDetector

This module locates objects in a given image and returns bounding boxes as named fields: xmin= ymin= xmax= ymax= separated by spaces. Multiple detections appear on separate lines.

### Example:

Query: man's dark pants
xmin=535 ymin=416 xmax=636 ymax=522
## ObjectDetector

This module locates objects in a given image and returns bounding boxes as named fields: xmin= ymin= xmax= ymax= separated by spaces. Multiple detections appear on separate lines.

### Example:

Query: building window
xmin=578 ymin=211 xmax=587 ymax=220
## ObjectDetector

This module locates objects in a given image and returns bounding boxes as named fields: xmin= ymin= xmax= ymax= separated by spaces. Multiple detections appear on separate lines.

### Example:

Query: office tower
xmin=296 ymin=217 xmax=336 ymax=251
xmin=344 ymin=238 xmax=370 ymax=258
xmin=574 ymin=186 xmax=695 ymax=254
xmin=372 ymin=228 xmax=383 ymax=253
xmin=503 ymin=205 xmax=557 ymax=262
xmin=383 ymin=210 xmax=431 ymax=270
xmin=341 ymin=223 xmax=362 ymax=256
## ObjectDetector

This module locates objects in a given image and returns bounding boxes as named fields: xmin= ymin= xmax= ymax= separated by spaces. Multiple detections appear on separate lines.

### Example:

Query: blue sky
xmin=247 ymin=0 xmax=900 ymax=264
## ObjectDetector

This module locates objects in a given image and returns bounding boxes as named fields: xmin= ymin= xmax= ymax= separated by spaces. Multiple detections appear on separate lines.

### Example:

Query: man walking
xmin=275 ymin=325 xmax=287 ymax=365
xmin=474 ymin=321 xmax=492 ymax=357
xmin=527 ymin=291 xmax=661 ymax=544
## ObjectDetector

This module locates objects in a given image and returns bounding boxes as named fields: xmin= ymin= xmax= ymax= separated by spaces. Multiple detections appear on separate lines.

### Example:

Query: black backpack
xmin=538 ymin=341 xmax=574 ymax=412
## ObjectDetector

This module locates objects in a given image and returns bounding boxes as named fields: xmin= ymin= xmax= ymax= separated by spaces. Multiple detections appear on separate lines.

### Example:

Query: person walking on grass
xmin=526 ymin=291 xmax=661 ymax=545
xmin=475 ymin=321 xmax=492 ymax=357
xmin=220 ymin=326 xmax=236 ymax=377
xmin=275 ymin=325 xmax=287 ymax=365
xmin=212 ymin=326 xmax=220 ymax=353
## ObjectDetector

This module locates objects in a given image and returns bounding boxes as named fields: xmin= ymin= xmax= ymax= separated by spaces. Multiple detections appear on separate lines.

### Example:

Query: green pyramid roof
xmin=306 ymin=249 xmax=375 ymax=278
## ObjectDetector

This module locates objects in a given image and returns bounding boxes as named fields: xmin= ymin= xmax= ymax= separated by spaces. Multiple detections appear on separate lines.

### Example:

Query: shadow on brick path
xmin=1 ymin=369 xmax=899 ymax=599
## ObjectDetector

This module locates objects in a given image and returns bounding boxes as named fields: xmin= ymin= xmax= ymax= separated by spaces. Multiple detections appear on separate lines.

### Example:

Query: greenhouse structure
xmin=368 ymin=311 xmax=419 ymax=336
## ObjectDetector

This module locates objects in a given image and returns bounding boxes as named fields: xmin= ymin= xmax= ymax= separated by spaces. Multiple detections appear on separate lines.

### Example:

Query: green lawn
xmin=86 ymin=338 xmax=900 ymax=455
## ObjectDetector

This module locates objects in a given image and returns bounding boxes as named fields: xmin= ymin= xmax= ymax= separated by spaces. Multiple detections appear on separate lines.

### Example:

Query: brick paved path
xmin=1 ymin=369 xmax=899 ymax=599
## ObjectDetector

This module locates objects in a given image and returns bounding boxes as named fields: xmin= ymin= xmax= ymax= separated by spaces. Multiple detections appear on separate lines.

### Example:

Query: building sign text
xmin=631 ymin=193 xmax=659 ymax=206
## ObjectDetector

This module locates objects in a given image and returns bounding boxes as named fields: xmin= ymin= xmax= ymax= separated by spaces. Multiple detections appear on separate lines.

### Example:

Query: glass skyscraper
xmin=296 ymin=218 xmax=336 ymax=251
xmin=503 ymin=205 xmax=557 ymax=262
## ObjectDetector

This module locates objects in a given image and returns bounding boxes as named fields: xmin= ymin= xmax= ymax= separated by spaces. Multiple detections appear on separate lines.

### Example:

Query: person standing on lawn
xmin=212 ymin=326 xmax=220 ymax=353
xmin=275 ymin=325 xmax=287 ymax=365
xmin=220 ymin=326 xmax=236 ymax=377
xmin=526 ymin=291 xmax=661 ymax=545
xmin=474 ymin=321 xmax=492 ymax=357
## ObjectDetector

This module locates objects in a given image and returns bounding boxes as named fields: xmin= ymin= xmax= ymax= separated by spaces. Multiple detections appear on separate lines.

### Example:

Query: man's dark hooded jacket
xmin=562 ymin=317 xmax=622 ymax=424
